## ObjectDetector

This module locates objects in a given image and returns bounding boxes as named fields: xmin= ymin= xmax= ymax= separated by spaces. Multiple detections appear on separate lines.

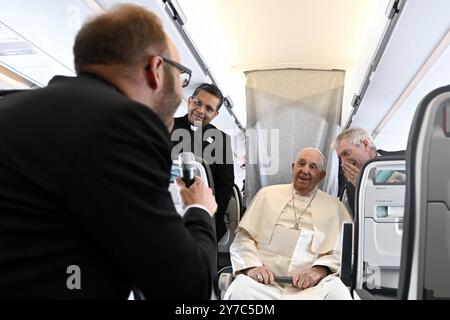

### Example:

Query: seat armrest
xmin=340 ymin=222 xmax=353 ymax=286
xmin=354 ymin=289 xmax=378 ymax=300
xmin=218 ymin=272 xmax=233 ymax=291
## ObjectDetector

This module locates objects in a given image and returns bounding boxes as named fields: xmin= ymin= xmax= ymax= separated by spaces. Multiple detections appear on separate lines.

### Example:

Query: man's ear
xmin=361 ymin=139 xmax=370 ymax=151
xmin=319 ymin=170 xmax=326 ymax=181
xmin=145 ymin=55 xmax=164 ymax=91
xmin=291 ymin=162 xmax=295 ymax=171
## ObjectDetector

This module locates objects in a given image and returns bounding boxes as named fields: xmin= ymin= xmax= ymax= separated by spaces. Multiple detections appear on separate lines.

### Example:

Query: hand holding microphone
xmin=175 ymin=152 xmax=217 ymax=216
xmin=178 ymin=152 xmax=196 ymax=187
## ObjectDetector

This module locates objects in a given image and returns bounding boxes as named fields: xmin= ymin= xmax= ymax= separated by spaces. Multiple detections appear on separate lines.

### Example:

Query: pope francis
xmin=224 ymin=148 xmax=352 ymax=300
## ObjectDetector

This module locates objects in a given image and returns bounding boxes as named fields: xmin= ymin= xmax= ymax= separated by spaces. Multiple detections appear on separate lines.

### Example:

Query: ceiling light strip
xmin=0 ymin=64 xmax=35 ymax=88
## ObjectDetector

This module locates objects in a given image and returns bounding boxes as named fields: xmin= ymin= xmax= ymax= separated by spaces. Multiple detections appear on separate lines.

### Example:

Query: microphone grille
xmin=178 ymin=152 xmax=195 ymax=164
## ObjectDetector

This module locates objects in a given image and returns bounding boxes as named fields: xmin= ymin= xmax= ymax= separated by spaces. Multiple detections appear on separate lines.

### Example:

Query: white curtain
xmin=244 ymin=69 xmax=344 ymax=206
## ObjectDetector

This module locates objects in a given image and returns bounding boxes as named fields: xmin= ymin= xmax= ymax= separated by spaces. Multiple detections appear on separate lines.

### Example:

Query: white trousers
xmin=223 ymin=274 xmax=352 ymax=300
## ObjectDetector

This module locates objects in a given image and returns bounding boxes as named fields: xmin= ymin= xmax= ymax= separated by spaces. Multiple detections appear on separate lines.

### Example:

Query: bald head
xmin=72 ymin=4 xmax=185 ymax=129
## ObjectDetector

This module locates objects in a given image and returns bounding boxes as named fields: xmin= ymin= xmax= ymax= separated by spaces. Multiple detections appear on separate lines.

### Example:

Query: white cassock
xmin=224 ymin=184 xmax=352 ymax=300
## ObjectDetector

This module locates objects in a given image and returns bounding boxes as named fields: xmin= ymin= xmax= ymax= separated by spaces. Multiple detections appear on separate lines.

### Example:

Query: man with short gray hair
xmin=335 ymin=127 xmax=404 ymax=216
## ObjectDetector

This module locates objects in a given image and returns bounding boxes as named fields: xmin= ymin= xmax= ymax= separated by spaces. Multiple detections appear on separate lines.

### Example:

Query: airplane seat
xmin=398 ymin=85 xmax=450 ymax=300
xmin=217 ymin=184 xmax=243 ymax=269
xmin=216 ymin=184 xmax=243 ymax=299
xmin=217 ymin=267 xmax=233 ymax=300
xmin=194 ymin=156 xmax=216 ymax=194
xmin=351 ymin=156 xmax=406 ymax=299
xmin=130 ymin=155 xmax=216 ymax=300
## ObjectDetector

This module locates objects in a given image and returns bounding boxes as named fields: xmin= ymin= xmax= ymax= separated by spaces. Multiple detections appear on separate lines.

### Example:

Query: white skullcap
xmin=296 ymin=147 xmax=326 ymax=169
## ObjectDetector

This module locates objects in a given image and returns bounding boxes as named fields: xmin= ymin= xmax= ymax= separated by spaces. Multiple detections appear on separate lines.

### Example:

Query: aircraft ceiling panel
xmin=375 ymin=44 xmax=450 ymax=150
xmin=0 ymin=49 xmax=61 ymax=68
xmin=0 ymin=0 xmax=240 ymax=132
xmin=351 ymin=0 xmax=450 ymax=140
xmin=16 ymin=66 xmax=76 ymax=87
xmin=0 ymin=0 xmax=93 ymax=74
xmin=97 ymin=0 xmax=210 ymax=91
xmin=97 ymin=0 xmax=240 ymax=133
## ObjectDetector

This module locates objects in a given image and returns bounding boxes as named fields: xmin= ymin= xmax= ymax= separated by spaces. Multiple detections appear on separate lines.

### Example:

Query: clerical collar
xmin=291 ymin=184 xmax=318 ymax=198
xmin=189 ymin=120 xmax=204 ymax=132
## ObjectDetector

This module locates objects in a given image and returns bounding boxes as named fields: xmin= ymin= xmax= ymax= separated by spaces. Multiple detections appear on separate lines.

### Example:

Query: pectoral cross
xmin=293 ymin=222 xmax=299 ymax=230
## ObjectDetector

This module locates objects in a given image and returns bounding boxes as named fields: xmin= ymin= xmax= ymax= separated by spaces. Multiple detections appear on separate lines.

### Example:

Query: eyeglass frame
xmin=189 ymin=97 xmax=219 ymax=114
xmin=160 ymin=56 xmax=192 ymax=88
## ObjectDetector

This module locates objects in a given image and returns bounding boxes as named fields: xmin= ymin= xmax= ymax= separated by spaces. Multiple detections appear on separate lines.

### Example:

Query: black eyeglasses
xmin=190 ymin=97 xmax=217 ymax=113
xmin=161 ymin=56 xmax=192 ymax=88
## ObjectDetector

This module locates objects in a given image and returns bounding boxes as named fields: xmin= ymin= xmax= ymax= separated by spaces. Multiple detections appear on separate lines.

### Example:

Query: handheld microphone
xmin=178 ymin=152 xmax=196 ymax=187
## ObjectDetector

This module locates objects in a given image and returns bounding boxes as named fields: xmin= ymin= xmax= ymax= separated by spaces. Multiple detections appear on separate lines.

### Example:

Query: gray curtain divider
xmin=244 ymin=69 xmax=344 ymax=206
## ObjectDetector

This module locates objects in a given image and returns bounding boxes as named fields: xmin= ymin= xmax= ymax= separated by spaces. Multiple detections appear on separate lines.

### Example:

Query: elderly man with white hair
xmin=224 ymin=148 xmax=352 ymax=300
xmin=335 ymin=127 xmax=405 ymax=217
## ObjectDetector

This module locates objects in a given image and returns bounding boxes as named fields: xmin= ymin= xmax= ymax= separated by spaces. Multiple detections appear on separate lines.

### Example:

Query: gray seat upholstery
xmin=217 ymin=184 xmax=243 ymax=274
xmin=218 ymin=185 xmax=242 ymax=252
xmin=216 ymin=184 xmax=244 ymax=299
xmin=355 ymin=157 xmax=406 ymax=297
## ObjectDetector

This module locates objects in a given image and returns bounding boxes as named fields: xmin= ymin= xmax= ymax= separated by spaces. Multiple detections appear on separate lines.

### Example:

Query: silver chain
xmin=291 ymin=185 xmax=316 ymax=230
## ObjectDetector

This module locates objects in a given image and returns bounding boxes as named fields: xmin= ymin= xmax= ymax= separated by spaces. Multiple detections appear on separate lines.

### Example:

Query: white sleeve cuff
xmin=184 ymin=204 xmax=210 ymax=215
